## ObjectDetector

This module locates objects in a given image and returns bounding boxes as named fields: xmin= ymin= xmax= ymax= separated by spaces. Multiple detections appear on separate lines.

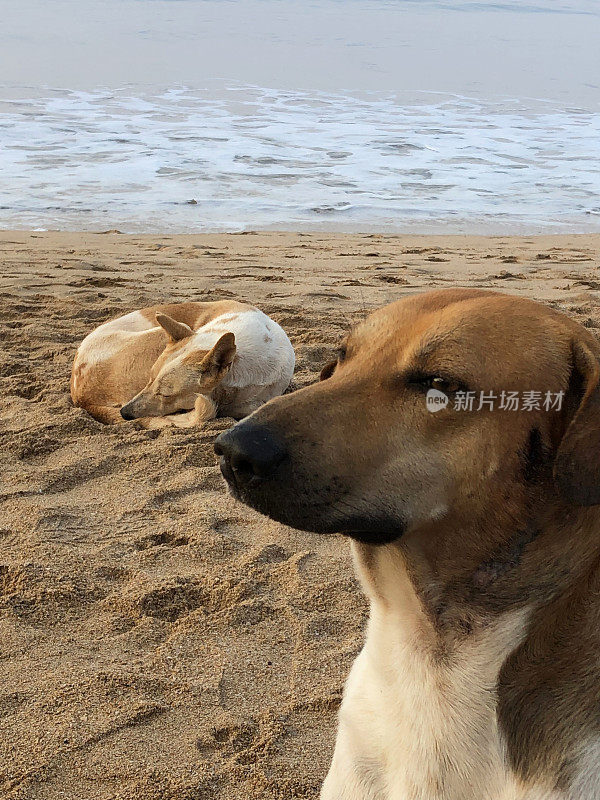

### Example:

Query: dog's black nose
xmin=120 ymin=406 xmax=135 ymax=420
xmin=214 ymin=423 xmax=287 ymax=485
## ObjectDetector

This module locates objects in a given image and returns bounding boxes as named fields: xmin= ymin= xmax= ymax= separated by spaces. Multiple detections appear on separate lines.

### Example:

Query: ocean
xmin=0 ymin=0 xmax=598 ymax=233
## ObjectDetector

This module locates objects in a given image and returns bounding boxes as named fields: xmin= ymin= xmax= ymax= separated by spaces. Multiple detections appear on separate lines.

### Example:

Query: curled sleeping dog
xmin=71 ymin=301 xmax=295 ymax=428
xmin=215 ymin=289 xmax=600 ymax=800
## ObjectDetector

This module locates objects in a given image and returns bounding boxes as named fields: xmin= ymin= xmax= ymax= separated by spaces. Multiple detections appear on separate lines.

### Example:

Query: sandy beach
xmin=1 ymin=229 xmax=600 ymax=800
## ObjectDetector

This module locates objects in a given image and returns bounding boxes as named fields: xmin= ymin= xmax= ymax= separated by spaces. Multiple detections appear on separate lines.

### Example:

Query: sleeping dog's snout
xmin=214 ymin=422 xmax=287 ymax=489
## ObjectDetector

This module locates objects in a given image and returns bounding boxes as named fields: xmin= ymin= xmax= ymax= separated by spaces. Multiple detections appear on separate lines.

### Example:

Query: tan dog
xmin=215 ymin=289 xmax=600 ymax=800
xmin=71 ymin=301 xmax=295 ymax=427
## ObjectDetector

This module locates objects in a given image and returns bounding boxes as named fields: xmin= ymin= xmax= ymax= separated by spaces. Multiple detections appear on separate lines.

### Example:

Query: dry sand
xmin=1 ymin=230 xmax=600 ymax=800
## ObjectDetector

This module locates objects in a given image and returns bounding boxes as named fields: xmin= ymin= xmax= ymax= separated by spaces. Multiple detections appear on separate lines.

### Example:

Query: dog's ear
xmin=156 ymin=313 xmax=193 ymax=342
xmin=320 ymin=360 xmax=337 ymax=381
xmin=202 ymin=333 xmax=236 ymax=378
xmin=553 ymin=339 xmax=600 ymax=506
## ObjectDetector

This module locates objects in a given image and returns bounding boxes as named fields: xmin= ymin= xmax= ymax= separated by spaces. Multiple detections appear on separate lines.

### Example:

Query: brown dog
xmin=215 ymin=289 xmax=600 ymax=800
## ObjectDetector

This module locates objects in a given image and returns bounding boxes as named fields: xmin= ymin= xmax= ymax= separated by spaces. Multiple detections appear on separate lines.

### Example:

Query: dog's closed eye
xmin=155 ymin=382 xmax=176 ymax=397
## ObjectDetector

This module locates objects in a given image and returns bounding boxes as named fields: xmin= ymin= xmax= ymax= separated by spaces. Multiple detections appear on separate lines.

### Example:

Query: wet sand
xmin=1 ymin=230 xmax=599 ymax=799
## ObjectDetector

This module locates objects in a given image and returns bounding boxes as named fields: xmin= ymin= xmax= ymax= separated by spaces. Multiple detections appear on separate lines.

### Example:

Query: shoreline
xmin=1 ymin=230 xmax=599 ymax=799
xmin=5 ymin=228 xmax=600 ymax=239
xmin=5 ymin=220 xmax=600 ymax=236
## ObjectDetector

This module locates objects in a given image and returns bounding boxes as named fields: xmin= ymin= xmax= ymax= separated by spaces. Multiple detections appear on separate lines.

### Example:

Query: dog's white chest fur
xmin=321 ymin=546 xmax=560 ymax=800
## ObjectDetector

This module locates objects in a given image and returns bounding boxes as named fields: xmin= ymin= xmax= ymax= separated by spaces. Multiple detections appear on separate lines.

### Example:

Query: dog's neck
xmin=352 ymin=489 xmax=600 ymax=652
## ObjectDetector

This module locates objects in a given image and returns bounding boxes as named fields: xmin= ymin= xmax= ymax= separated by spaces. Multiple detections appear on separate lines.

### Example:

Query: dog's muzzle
xmin=215 ymin=420 xmax=337 ymax=533
xmin=214 ymin=421 xmax=403 ymax=544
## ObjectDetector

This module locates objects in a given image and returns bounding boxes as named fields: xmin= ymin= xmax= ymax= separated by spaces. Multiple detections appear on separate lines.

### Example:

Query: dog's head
xmin=120 ymin=314 xmax=236 ymax=420
xmin=215 ymin=290 xmax=600 ymax=545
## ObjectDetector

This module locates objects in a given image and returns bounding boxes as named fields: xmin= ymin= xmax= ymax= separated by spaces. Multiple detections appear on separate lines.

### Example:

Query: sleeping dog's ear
xmin=553 ymin=340 xmax=600 ymax=506
xmin=320 ymin=361 xmax=337 ymax=381
xmin=202 ymin=333 xmax=237 ymax=379
xmin=156 ymin=313 xmax=193 ymax=342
